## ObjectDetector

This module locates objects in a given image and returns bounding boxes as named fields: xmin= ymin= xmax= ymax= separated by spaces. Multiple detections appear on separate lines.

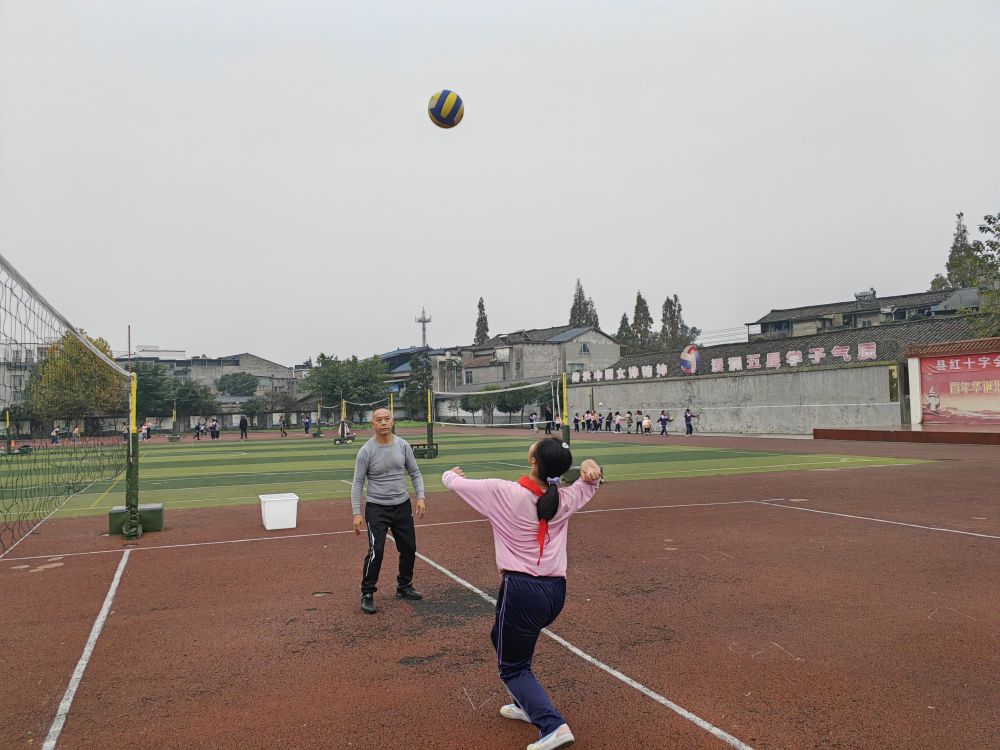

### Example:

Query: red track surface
xmin=2 ymin=437 xmax=998 ymax=749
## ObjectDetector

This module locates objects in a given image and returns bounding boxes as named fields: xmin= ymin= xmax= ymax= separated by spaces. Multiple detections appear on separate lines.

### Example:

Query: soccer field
xmin=44 ymin=431 xmax=925 ymax=519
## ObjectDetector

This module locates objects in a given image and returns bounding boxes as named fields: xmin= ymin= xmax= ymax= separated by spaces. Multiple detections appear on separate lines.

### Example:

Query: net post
xmin=561 ymin=372 xmax=571 ymax=445
xmin=122 ymin=371 xmax=142 ymax=540
xmin=426 ymin=389 xmax=433 ymax=448
xmin=4 ymin=409 xmax=10 ymax=454
xmin=315 ymin=400 xmax=322 ymax=437
xmin=390 ymin=393 xmax=396 ymax=434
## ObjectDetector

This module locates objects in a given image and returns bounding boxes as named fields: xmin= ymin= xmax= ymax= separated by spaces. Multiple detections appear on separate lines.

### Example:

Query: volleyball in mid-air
xmin=428 ymin=90 xmax=464 ymax=129
xmin=680 ymin=344 xmax=700 ymax=375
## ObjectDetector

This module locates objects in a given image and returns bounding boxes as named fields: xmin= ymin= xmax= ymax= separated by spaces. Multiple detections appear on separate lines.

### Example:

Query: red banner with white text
xmin=920 ymin=353 xmax=1000 ymax=424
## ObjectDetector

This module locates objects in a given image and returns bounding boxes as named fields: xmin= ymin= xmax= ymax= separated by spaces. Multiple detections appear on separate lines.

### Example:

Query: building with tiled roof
xmin=455 ymin=325 xmax=620 ymax=389
xmin=749 ymin=287 xmax=978 ymax=341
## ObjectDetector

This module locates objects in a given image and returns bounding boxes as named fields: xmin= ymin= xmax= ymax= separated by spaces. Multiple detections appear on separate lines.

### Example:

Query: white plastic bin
xmin=260 ymin=493 xmax=299 ymax=530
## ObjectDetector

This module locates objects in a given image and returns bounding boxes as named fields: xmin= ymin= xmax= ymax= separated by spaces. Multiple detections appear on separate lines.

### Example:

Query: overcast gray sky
xmin=1 ymin=0 xmax=997 ymax=365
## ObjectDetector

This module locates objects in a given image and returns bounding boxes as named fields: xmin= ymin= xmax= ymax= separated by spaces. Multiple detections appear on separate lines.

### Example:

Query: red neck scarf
xmin=519 ymin=476 xmax=551 ymax=564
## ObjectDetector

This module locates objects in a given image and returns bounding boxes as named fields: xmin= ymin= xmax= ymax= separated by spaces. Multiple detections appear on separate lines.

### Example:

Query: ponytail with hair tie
xmin=527 ymin=439 xmax=573 ymax=564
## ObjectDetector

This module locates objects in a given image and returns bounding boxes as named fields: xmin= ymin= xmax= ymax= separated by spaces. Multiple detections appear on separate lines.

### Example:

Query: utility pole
xmin=415 ymin=307 xmax=432 ymax=347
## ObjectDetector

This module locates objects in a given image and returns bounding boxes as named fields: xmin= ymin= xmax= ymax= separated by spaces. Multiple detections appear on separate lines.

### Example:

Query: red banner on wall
xmin=920 ymin=353 xmax=1000 ymax=424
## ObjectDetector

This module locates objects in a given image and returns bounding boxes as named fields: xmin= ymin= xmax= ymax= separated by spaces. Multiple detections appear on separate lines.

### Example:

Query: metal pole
xmin=561 ymin=372 xmax=571 ymax=445
xmin=122 ymin=371 xmax=142 ymax=540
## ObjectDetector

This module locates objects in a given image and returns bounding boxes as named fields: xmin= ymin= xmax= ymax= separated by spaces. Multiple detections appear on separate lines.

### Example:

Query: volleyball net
xmin=0 ymin=253 xmax=134 ymax=556
xmin=431 ymin=378 xmax=564 ymax=428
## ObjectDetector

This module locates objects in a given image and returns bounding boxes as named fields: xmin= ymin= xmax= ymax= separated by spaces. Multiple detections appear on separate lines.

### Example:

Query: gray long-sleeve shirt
xmin=351 ymin=436 xmax=426 ymax=515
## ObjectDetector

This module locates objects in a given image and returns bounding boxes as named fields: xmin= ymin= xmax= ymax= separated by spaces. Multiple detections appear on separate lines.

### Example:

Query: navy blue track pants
xmin=492 ymin=571 xmax=567 ymax=736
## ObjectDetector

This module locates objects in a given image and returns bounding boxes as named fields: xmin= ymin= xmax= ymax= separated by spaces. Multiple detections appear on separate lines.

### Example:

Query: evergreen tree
xmin=583 ymin=297 xmax=601 ymax=330
xmin=938 ymin=212 xmax=989 ymax=289
xmin=569 ymin=279 xmax=588 ymax=326
xmin=474 ymin=298 xmax=490 ymax=345
xmin=632 ymin=291 xmax=654 ymax=351
xmin=615 ymin=313 xmax=634 ymax=352
xmin=659 ymin=294 xmax=702 ymax=350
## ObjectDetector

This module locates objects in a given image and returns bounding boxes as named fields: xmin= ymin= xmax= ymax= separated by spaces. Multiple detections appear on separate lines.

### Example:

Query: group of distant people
xmin=49 ymin=425 xmax=82 ymax=445
xmin=194 ymin=418 xmax=222 ymax=440
xmin=573 ymin=408 xmax=699 ymax=436
xmin=527 ymin=408 xmax=560 ymax=434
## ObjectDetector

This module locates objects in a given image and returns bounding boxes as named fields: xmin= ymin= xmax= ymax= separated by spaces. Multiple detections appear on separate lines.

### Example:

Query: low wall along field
xmin=569 ymin=364 xmax=904 ymax=434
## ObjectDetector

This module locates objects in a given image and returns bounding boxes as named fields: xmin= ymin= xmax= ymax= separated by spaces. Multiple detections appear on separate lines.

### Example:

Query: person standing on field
xmin=684 ymin=408 xmax=698 ymax=436
xmin=352 ymin=407 xmax=427 ymax=614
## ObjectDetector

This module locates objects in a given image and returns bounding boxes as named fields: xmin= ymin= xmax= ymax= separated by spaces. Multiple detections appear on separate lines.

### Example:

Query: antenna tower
xmin=415 ymin=307 xmax=432 ymax=347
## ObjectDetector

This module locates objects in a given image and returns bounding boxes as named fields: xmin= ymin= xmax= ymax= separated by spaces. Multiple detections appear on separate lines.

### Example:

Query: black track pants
xmin=361 ymin=499 xmax=416 ymax=595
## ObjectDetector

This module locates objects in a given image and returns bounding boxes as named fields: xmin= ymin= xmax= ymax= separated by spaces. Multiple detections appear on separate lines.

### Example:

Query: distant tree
xmin=496 ymin=382 xmax=531 ymax=423
xmin=403 ymin=352 xmax=433 ymax=420
xmin=174 ymin=380 xmax=219 ymax=421
xmin=28 ymin=332 xmax=126 ymax=420
xmin=459 ymin=394 xmax=481 ymax=423
xmin=928 ymin=274 xmax=951 ymax=291
xmin=242 ymin=396 xmax=267 ymax=427
xmin=215 ymin=372 xmax=259 ymax=396
xmin=303 ymin=354 xmax=388 ymax=421
xmin=245 ymin=390 xmax=297 ymax=426
xmin=303 ymin=354 xmax=347 ymax=406
xmin=568 ymin=279 xmax=601 ymax=329
xmin=345 ymin=356 xmax=390 ymax=411
xmin=475 ymin=384 xmax=501 ymax=424
xmin=615 ymin=313 xmax=634 ymax=352
xmin=930 ymin=212 xmax=996 ymax=291
xmin=970 ymin=210 xmax=1000 ymax=338
xmin=569 ymin=279 xmax=589 ymax=326
xmin=583 ymin=297 xmax=600 ymax=330
xmin=659 ymin=295 xmax=701 ymax=350
xmin=970 ymin=210 xmax=1000 ymax=260
xmin=474 ymin=298 xmax=490 ymax=345
xmin=632 ymin=292 xmax=654 ymax=351
xmin=134 ymin=362 xmax=177 ymax=418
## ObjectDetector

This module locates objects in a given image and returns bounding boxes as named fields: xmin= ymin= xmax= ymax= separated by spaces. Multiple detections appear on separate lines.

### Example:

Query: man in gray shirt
xmin=352 ymin=407 xmax=426 ymax=614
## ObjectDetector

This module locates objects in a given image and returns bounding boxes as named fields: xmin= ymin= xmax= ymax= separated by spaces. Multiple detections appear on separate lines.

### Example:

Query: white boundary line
xmin=579 ymin=499 xmax=775 ymax=515
xmin=406 ymin=545 xmax=754 ymax=750
xmin=0 ymin=501 xmax=773 ymax=562
xmin=0 ymin=519 xmax=492 ymax=562
xmin=755 ymin=502 xmax=1000 ymax=539
xmin=42 ymin=549 xmax=131 ymax=750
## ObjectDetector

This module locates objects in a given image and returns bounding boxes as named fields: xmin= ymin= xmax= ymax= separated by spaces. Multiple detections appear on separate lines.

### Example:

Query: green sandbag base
xmin=108 ymin=504 xmax=165 ymax=534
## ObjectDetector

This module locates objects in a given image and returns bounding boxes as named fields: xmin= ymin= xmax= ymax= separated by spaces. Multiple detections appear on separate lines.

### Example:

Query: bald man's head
xmin=372 ymin=407 xmax=393 ymax=437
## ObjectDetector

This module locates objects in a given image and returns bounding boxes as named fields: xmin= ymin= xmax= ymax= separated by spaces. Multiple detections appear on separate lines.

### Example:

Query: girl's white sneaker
xmin=499 ymin=704 xmax=531 ymax=723
xmin=526 ymin=723 xmax=575 ymax=750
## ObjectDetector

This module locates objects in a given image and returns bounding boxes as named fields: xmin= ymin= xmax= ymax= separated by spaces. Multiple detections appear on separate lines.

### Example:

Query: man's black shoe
xmin=361 ymin=593 xmax=377 ymax=614
xmin=396 ymin=585 xmax=423 ymax=601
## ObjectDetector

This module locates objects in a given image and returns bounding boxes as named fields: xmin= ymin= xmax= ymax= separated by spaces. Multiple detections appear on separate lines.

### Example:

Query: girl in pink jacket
xmin=442 ymin=438 xmax=602 ymax=750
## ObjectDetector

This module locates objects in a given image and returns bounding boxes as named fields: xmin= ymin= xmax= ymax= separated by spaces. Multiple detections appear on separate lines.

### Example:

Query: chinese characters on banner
xmin=569 ymin=343 xmax=878 ymax=383
xmin=920 ymin=353 xmax=1000 ymax=424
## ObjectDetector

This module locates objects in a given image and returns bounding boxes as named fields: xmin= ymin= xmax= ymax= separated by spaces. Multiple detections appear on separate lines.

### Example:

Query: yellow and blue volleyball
xmin=428 ymin=90 xmax=464 ymax=129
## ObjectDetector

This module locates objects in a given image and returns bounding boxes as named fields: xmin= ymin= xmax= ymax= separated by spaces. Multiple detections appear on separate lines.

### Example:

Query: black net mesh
xmin=0 ymin=256 xmax=130 ymax=555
